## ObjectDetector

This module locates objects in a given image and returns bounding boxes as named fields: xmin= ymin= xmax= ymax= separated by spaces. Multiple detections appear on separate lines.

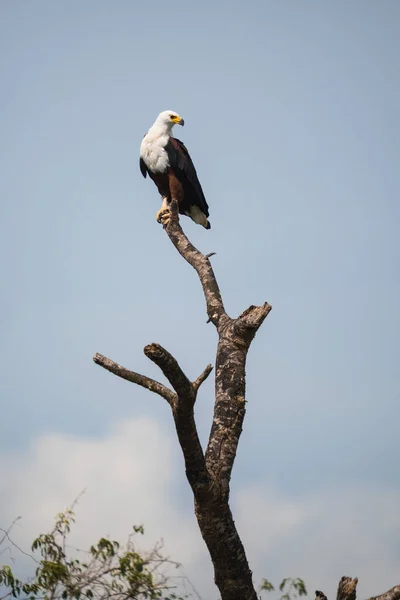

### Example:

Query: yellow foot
xmin=156 ymin=208 xmax=171 ymax=226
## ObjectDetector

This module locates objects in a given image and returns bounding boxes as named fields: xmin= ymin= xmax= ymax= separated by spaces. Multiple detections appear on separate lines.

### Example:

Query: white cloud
xmin=0 ymin=418 xmax=212 ymax=596
xmin=235 ymin=483 xmax=400 ymax=599
xmin=1 ymin=419 xmax=399 ymax=600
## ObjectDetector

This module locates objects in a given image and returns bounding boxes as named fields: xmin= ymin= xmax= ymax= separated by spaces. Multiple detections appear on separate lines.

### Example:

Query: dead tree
xmin=94 ymin=200 xmax=270 ymax=600
xmin=94 ymin=201 xmax=400 ymax=600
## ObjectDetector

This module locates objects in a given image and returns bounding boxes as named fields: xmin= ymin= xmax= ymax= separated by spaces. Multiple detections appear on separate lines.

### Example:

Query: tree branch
xmin=369 ymin=585 xmax=400 ymax=600
xmin=94 ymin=346 xmax=212 ymax=498
xmin=238 ymin=303 xmax=272 ymax=334
xmin=0 ymin=520 xmax=38 ymax=564
xmin=143 ymin=343 xmax=212 ymax=496
xmin=193 ymin=364 xmax=213 ymax=392
xmin=93 ymin=353 xmax=175 ymax=405
xmin=165 ymin=200 xmax=227 ymax=328
xmin=144 ymin=343 xmax=194 ymax=402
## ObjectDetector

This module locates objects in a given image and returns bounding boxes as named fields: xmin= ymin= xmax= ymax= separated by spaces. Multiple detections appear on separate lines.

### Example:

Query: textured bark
xmin=205 ymin=304 xmax=270 ymax=498
xmin=94 ymin=201 xmax=398 ymax=600
xmin=164 ymin=200 xmax=226 ymax=327
xmin=144 ymin=342 xmax=213 ymax=496
xmin=337 ymin=577 xmax=358 ymax=600
xmin=369 ymin=585 xmax=400 ymax=600
xmin=315 ymin=576 xmax=400 ymax=600
xmin=194 ymin=499 xmax=256 ymax=600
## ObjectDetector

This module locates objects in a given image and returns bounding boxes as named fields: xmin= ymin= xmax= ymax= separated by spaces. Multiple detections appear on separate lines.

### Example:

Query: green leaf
xmin=133 ymin=525 xmax=145 ymax=535
xmin=261 ymin=579 xmax=275 ymax=592
xmin=279 ymin=578 xmax=288 ymax=591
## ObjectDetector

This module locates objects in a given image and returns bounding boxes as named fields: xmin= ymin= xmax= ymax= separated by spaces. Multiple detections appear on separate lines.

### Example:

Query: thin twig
xmin=0 ymin=527 xmax=38 ymax=564
xmin=193 ymin=364 xmax=213 ymax=391
xmin=0 ymin=516 xmax=21 ymax=547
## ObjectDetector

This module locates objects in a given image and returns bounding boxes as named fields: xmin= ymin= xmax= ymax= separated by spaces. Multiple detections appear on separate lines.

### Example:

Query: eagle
xmin=139 ymin=110 xmax=210 ymax=229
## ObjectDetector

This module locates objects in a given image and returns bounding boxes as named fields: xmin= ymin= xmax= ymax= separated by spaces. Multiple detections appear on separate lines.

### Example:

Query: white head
xmin=151 ymin=110 xmax=185 ymax=133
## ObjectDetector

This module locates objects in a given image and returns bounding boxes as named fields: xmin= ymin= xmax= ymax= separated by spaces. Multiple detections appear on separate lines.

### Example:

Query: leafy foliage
xmin=261 ymin=577 xmax=307 ymax=600
xmin=0 ymin=509 xmax=189 ymax=600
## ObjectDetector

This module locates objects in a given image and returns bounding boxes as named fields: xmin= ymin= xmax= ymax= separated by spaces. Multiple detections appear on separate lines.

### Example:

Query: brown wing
xmin=165 ymin=138 xmax=209 ymax=218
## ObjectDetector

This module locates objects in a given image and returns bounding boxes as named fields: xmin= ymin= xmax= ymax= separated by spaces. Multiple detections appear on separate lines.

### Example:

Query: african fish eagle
xmin=139 ymin=110 xmax=211 ymax=229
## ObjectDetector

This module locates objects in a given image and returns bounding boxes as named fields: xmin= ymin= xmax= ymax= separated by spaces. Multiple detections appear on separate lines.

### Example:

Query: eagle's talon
xmin=156 ymin=208 xmax=168 ymax=223
xmin=156 ymin=207 xmax=171 ymax=226
xmin=161 ymin=212 xmax=171 ymax=227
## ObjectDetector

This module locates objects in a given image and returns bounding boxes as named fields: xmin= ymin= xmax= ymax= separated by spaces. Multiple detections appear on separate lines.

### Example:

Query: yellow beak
xmin=172 ymin=115 xmax=184 ymax=126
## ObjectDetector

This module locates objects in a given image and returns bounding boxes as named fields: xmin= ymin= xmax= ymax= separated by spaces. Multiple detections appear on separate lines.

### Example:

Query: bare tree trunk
xmin=94 ymin=201 xmax=400 ymax=600
xmin=94 ymin=201 xmax=270 ymax=600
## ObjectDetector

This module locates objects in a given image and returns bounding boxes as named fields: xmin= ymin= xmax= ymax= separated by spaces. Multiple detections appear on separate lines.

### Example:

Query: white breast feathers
xmin=140 ymin=132 xmax=170 ymax=173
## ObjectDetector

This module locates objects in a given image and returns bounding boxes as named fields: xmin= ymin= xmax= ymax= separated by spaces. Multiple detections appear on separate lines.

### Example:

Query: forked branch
xmin=94 ymin=345 xmax=213 ymax=498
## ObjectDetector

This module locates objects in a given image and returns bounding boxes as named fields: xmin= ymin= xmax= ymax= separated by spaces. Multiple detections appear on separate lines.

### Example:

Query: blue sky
xmin=1 ymin=1 xmax=399 ymax=597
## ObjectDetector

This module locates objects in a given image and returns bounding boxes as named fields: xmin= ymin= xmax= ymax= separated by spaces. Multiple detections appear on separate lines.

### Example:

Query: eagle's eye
xmin=170 ymin=115 xmax=176 ymax=120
